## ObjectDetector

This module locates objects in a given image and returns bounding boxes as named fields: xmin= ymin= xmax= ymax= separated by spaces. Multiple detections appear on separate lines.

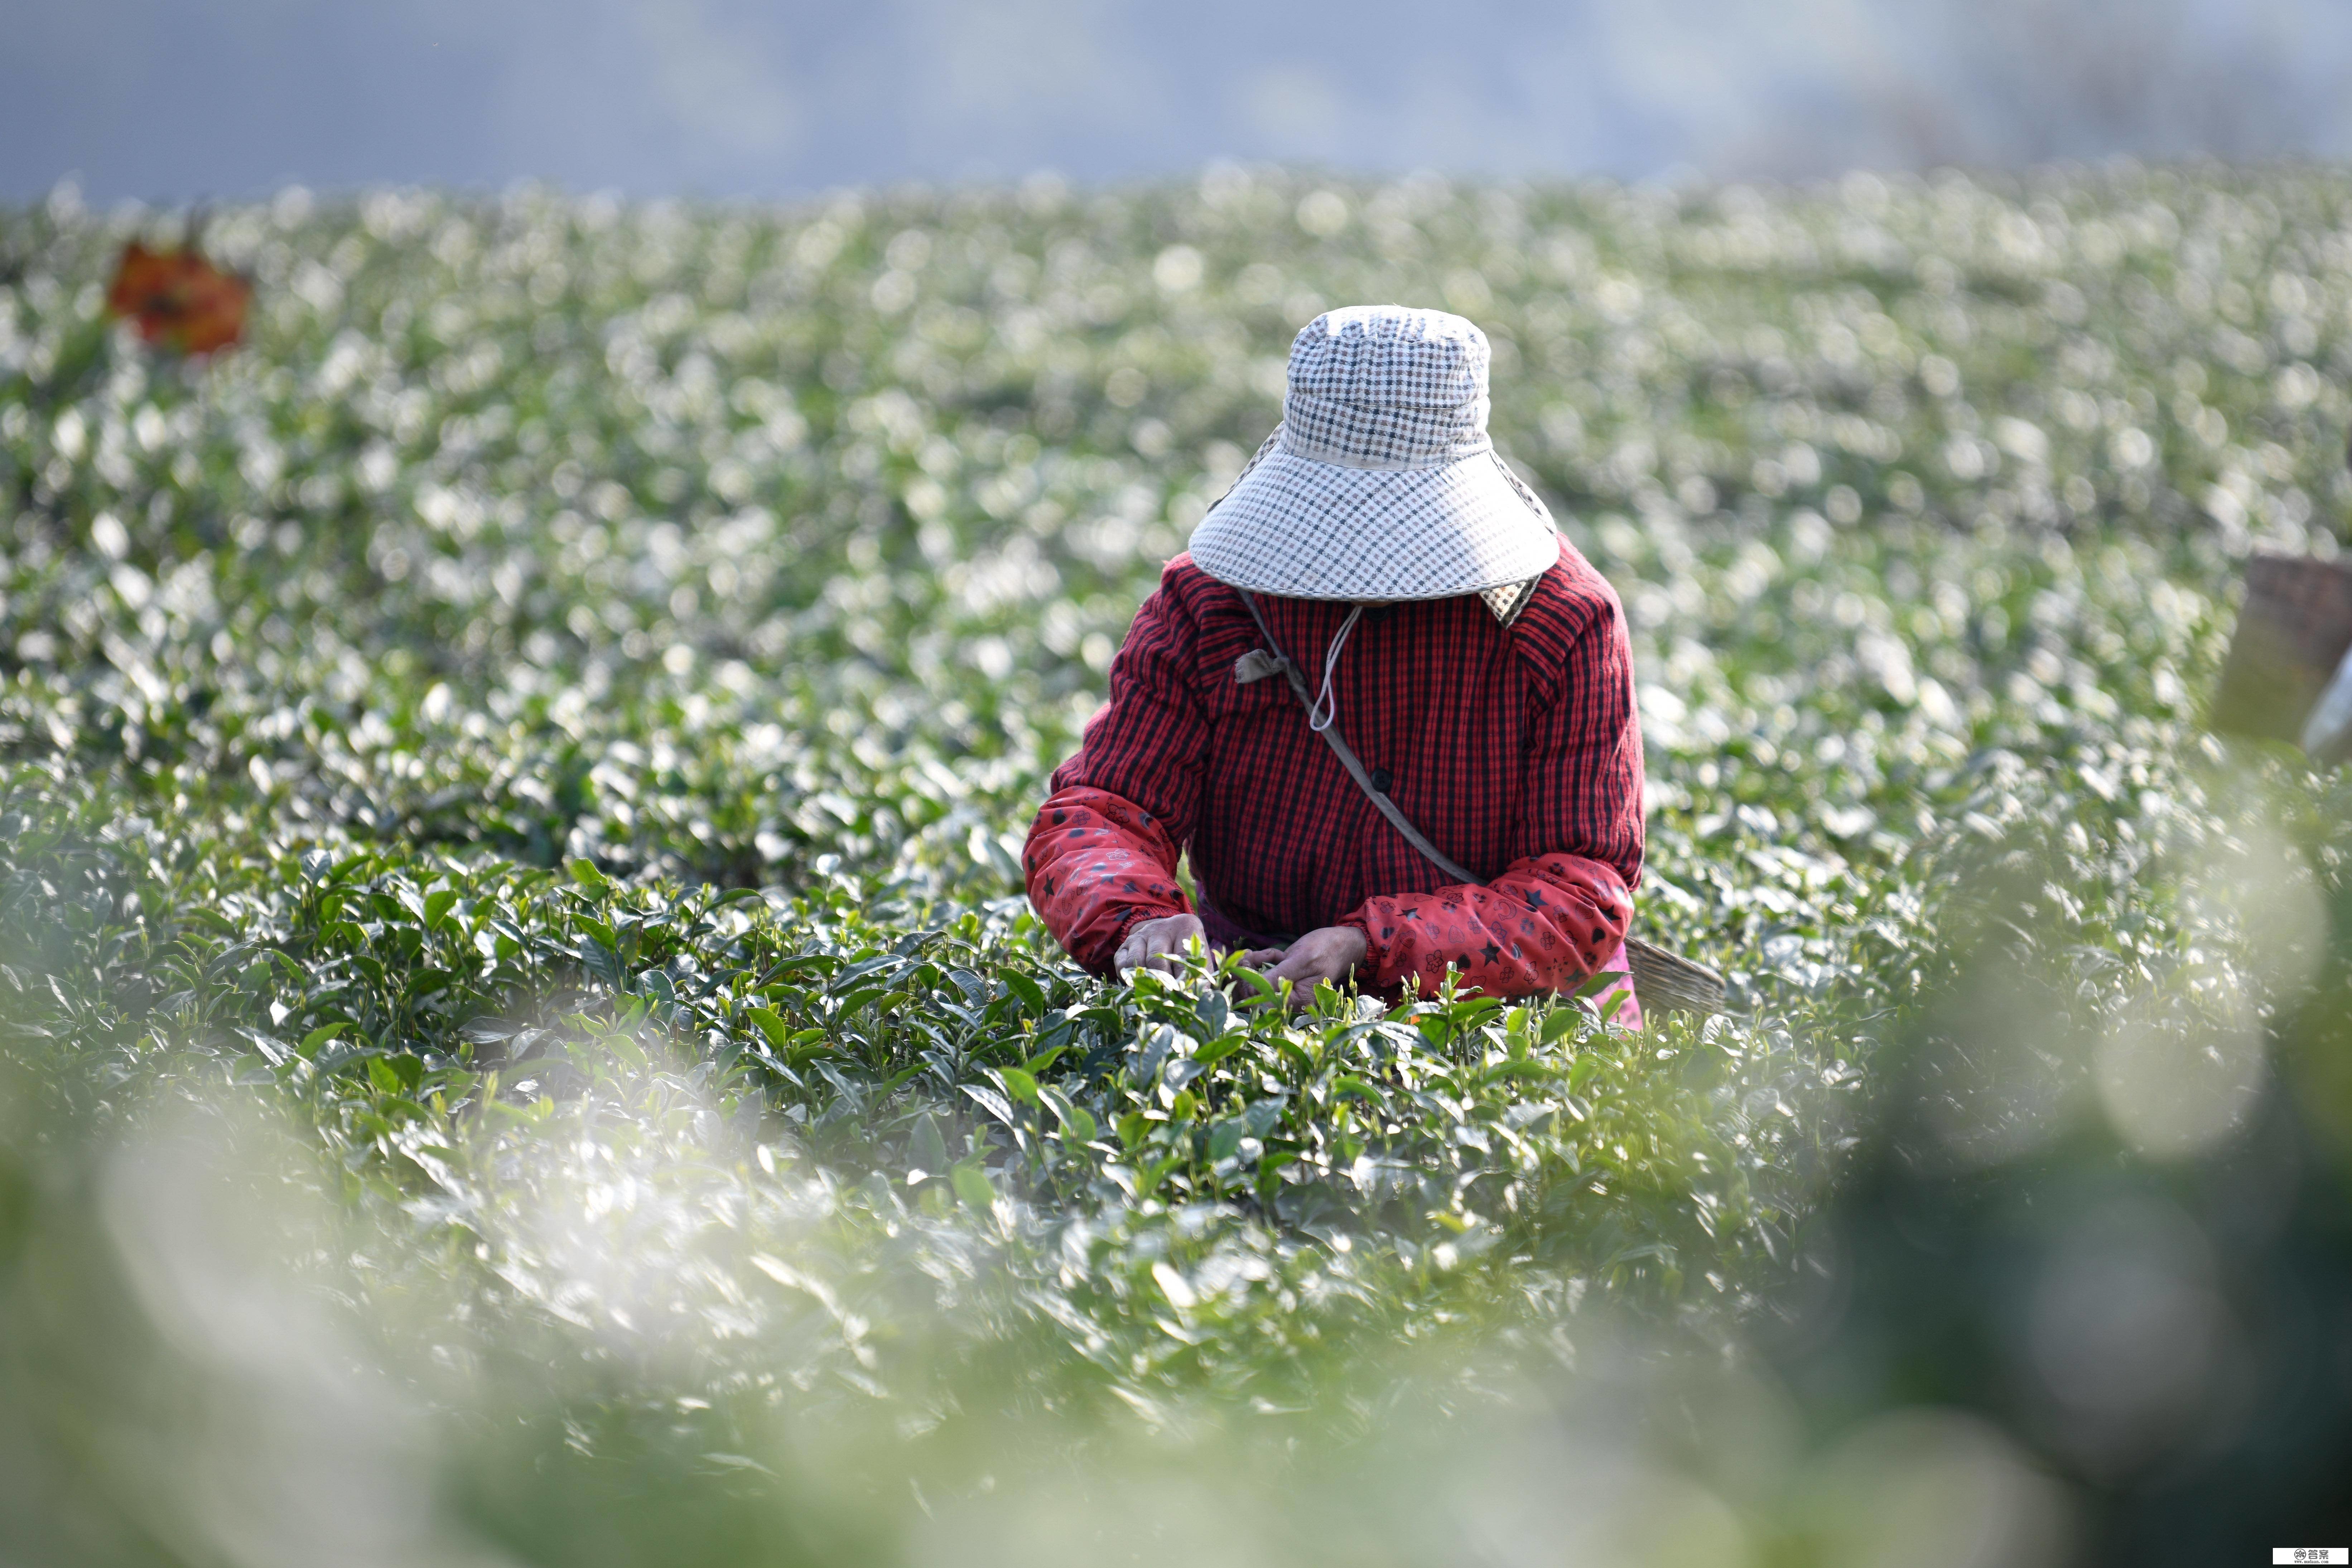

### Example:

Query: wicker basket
xmin=1625 ymin=936 xmax=1727 ymax=1017
xmin=2210 ymin=550 xmax=2352 ymax=743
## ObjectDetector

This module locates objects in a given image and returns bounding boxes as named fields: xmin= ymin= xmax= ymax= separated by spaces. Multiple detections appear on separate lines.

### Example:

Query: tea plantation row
xmin=4 ymin=165 xmax=2351 ymax=1563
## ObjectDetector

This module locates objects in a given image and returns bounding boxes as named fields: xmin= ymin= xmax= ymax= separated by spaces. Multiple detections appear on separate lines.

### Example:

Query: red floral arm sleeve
xmin=1023 ymin=787 xmax=1191 ymax=975
xmin=1337 ymin=588 xmax=1644 ymax=999
xmin=1023 ymin=583 xmax=1207 ymax=974
xmin=1340 ymin=854 xmax=1632 ymax=998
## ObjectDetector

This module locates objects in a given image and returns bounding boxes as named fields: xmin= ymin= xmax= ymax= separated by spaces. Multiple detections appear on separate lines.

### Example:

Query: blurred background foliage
xmin=4 ymin=164 xmax=2352 ymax=1562
xmin=9 ymin=0 xmax=2352 ymax=200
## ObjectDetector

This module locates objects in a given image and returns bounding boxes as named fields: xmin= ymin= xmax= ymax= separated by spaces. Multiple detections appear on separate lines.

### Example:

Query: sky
xmin=6 ymin=0 xmax=2352 ymax=203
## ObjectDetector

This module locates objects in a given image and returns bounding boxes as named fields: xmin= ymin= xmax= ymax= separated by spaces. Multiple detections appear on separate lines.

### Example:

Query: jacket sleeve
xmin=1023 ymin=584 xmax=1208 ymax=974
xmin=1336 ymin=593 xmax=1643 ymax=1000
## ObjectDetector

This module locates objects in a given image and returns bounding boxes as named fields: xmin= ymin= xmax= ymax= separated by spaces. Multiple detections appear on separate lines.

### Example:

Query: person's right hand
xmin=1114 ymin=913 xmax=1206 ymax=976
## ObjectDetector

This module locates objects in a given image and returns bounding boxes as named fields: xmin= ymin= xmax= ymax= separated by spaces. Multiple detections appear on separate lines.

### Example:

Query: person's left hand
xmin=1239 ymin=925 xmax=1368 ymax=1007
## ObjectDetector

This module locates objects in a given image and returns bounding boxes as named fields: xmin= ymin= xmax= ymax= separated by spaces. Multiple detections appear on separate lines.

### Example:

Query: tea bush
xmin=5 ymin=165 xmax=2352 ymax=1563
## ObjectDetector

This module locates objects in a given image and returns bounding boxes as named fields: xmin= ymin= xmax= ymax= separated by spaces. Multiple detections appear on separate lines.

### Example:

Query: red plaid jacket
xmin=1022 ymin=537 xmax=1645 ymax=1001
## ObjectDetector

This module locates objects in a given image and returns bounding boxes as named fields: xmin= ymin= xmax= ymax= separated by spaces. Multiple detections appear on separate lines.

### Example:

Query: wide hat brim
xmin=1188 ymin=428 xmax=1558 ymax=602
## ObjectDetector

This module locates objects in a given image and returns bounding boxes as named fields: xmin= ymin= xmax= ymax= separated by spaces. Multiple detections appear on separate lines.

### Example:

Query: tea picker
xmin=1020 ymin=305 xmax=1725 ymax=1019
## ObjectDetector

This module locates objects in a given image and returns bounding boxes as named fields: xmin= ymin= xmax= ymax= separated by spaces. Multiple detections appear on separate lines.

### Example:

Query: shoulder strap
xmin=1235 ymin=589 xmax=1481 ymax=887
xmin=1234 ymin=590 xmax=1726 ymax=1013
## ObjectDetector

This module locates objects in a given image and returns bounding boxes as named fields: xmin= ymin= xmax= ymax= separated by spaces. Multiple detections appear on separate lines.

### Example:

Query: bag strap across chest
xmin=1230 ymin=587 xmax=1728 ymax=1015
xmin=1234 ymin=588 xmax=1480 ymax=884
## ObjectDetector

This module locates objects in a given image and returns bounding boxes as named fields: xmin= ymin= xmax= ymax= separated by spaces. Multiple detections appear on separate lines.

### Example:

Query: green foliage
xmin=5 ymin=165 xmax=2352 ymax=1562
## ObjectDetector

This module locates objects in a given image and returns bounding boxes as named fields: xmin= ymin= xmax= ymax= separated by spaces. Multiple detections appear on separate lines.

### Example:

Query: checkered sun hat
xmin=1189 ymin=305 xmax=1558 ymax=622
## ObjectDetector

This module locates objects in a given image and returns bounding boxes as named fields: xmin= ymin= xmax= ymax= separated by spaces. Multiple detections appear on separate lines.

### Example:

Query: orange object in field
xmin=105 ymin=241 xmax=252 ymax=356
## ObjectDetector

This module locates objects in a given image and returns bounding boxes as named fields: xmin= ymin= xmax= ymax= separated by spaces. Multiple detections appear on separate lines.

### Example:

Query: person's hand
xmin=1247 ymin=925 xmax=1368 ymax=1007
xmin=1114 ymin=913 xmax=1206 ymax=976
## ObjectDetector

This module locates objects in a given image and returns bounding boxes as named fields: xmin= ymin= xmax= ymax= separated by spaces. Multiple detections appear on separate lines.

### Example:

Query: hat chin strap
xmin=1304 ymin=606 xmax=1364 ymax=732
